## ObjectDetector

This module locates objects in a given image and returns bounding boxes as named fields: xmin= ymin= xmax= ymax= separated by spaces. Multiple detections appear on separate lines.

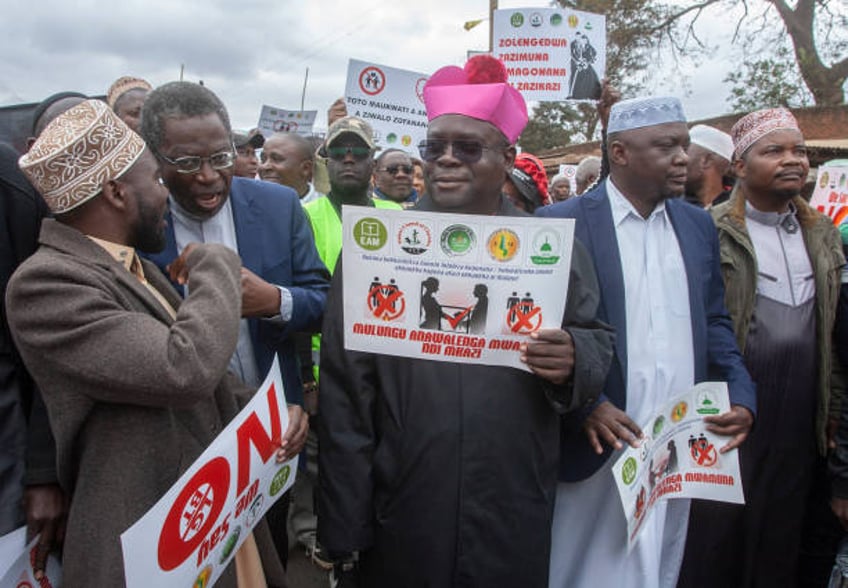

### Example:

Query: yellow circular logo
xmin=670 ymin=401 xmax=688 ymax=422
xmin=193 ymin=565 xmax=213 ymax=588
xmin=487 ymin=229 xmax=520 ymax=262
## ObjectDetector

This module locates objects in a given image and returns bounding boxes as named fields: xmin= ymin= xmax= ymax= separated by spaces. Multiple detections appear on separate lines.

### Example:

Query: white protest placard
xmin=341 ymin=206 xmax=574 ymax=371
xmin=810 ymin=165 xmax=848 ymax=228
xmin=344 ymin=59 xmax=429 ymax=152
xmin=493 ymin=7 xmax=606 ymax=102
xmin=558 ymin=163 xmax=578 ymax=193
xmin=0 ymin=527 xmax=62 ymax=587
xmin=257 ymin=105 xmax=317 ymax=138
xmin=612 ymin=382 xmax=744 ymax=550
xmin=121 ymin=357 xmax=297 ymax=588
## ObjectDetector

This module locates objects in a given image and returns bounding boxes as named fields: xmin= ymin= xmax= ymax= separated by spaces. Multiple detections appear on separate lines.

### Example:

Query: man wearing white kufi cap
xmin=680 ymin=107 xmax=845 ymax=587
xmin=539 ymin=96 xmax=755 ymax=588
xmin=684 ymin=124 xmax=734 ymax=208
xmin=6 ymin=100 xmax=290 ymax=587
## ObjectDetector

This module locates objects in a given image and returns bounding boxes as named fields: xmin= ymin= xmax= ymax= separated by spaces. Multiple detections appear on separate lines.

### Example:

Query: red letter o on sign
xmin=157 ymin=457 xmax=230 ymax=570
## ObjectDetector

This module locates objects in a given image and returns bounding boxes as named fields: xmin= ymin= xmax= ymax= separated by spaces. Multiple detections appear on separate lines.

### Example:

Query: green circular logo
xmin=440 ymin=224 xmax=476 ymax=256
xmin=353 ymin=217 xmax=388 ymax=251
xmin=269 ymin=465 xmax=291 ymax=497
xmin=652 ymin=415 xmax=665 ymax=436
xmin=550 ymin=13 xmax=563 ymax=26
xmin=621 ymin=456 xmax=637 ymax=485
xmin=510 ymin=12 xmax=524 ymax=27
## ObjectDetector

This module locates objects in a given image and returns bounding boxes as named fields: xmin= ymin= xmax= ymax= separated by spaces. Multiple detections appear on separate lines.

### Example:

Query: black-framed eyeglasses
xmin=158 ymin=147 xmax=237 ymax=174
xmin=377 ymin=164 xmax=413 ymax=176
xmin=418 ymin=139 xmax=506 ymax=164
xmin=326 ymin=146 xmax=372 ymax=161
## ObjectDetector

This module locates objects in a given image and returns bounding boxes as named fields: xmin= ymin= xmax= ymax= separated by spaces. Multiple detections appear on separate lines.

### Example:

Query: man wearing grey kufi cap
xmin=684 ymin=124 xmax=735 ymax=208
xmin=539 ymin=96 xmax=755 ymax=588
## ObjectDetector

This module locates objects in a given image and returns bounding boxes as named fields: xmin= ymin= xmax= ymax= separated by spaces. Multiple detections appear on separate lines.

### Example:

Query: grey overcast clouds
xmin=0 ymin=0 xmax=740 ymax=134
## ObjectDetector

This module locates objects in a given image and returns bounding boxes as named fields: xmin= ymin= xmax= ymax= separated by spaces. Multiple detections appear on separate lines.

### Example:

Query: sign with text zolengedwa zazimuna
xmin=344 ymin=59 xmax=429 ymax=153
xmin=121 ymin=357 xmax=297 ymax=588
xmin=341 ymin=206 xmax=574 ymax=372
xmin=493 ymin=7 xmax=606 ymax=102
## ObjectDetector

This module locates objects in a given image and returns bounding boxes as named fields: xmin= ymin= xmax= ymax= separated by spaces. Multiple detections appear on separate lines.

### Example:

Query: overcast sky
xmin=0 ymin=0 xmax=742 ymax=133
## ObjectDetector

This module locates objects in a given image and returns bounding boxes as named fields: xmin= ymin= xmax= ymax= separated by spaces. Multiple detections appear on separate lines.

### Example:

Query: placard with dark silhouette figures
xmin=418 ymin=277 xmax=489 ymax=334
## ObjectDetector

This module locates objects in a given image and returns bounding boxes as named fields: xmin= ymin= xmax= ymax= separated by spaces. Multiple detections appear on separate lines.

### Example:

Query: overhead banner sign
xmin=121 ymin=358 xmax=297 ymax=588
xmin=493 ymin=7 xmax=606 ymax=102
xmin=257 ymin=105 xmax=317 ymax=138
xmin=344 ymin=59 xmax=429 ymax=153
xmin=613 ymin=382 xmax=744 ymax=550
xmin=340 ymin=206 xmax=575 ymax=372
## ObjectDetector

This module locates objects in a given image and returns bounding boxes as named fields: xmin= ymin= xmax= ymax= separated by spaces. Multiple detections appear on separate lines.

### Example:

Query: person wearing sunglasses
xmin=371 ymin=148 xmax=417 ymax=208
xmin=318 ymin=55 xmax=614 ymax=588
xmin=138 ymin=82 xmax=330 ymax=570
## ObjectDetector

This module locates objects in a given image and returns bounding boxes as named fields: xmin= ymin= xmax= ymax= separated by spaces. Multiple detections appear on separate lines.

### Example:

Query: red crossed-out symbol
xmin=359 ymin=66 xmax=386 ymax=96
xmin=368 ymin=285 xmax=406 ymax=320
xmin=690 ymin=439 xmax=718 ymax=467
xmin=507 ymin=303 xmax=543 ymax=334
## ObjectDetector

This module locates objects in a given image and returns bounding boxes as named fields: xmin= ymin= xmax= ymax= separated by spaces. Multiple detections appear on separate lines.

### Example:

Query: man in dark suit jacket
xmin=139 ymin=82 xmax=330 ymax=565
xmin=538 ymin=96 xmax=756 ymax=588
xmin=140 ymin=82 xmax=330 ymax=408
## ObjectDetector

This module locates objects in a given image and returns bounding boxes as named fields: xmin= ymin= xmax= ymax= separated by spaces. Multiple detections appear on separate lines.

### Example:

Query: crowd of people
xmin=1 ymin=53 xmax=847 ymax=588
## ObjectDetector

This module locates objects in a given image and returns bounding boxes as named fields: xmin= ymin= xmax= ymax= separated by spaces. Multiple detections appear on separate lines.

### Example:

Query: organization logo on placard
xmin=510 ymin=12 xmax=524 ymax=27
xmin=487 ymin=228 xmax=520 ymax=262
xmin=359 ymin=66 xmax=386 ymax=96
xmin=696 ymin=390 xmax=720 ymax=415
xmin=353 ymin=217 xmax=388 ymax=251
xmin=530 ymin=229 xmax=561 ymax=265
xmin=530 ymin=12 xmax=543 ymax=27
xmin=568 ymin=14 xmax=579 ymax=28
xmin=621 ymin=456 xmax=637 ymax=485
xmin=269 ymin=466 xmax=291 ymax=497
xmin=218 ymin=525 xmax=241 ymax=565
xmin=157 ymin=457 xmax=230 ymax=570
xmin=550 ymin=13 xmax=563 ymax=26
xmin=398 ymin=221 xmax=432 ymax=255
xmin=440 ymin=224 xmax=476 ymax=256
xmin=671 ymin=401 xmax=688 ymax=423
xmin=193 ymin=565 xmax=213 ymax=588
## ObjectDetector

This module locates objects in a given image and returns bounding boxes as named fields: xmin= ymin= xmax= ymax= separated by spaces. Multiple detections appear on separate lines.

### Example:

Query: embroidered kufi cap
xmin=730 ymin=107 xmax=801 ymax=159
xmin=607 ymin=96 xmax=687 ymax=134
xmin=106 ymin=76 xmax=152 ymax=109
xmin=19 ymin=99 xmax=146 ymax=214
xmin=689 ymin=125 xmax=734 ymax=161
xmin=423 ymin=55 xmax=528 ymax=144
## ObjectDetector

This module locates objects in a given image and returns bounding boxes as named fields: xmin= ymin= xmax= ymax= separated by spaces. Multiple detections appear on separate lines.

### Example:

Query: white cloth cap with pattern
xmin=19 ymin=99 xmax=146 ymax=214
xmin=607 ymin=96 xmax=687 ymax=134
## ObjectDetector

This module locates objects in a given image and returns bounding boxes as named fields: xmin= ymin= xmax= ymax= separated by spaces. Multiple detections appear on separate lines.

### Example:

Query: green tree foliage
xmin=724 ymin=46 xmax=813 ymax=111
xmin=522 ymin=0 xmax=846 ymax=152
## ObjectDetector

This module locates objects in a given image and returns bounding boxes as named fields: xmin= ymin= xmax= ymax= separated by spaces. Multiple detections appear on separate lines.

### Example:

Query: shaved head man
xmin=259 ymin=132 xmax=321 ymax=204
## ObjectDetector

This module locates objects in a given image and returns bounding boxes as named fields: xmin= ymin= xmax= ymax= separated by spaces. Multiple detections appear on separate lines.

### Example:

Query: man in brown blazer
xmin=6 ymin=100 xmax=305 ymax=586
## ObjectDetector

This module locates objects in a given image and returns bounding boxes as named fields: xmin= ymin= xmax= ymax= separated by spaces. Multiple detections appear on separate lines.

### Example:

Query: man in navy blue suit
xmin=139 ymin=82 xmax=330 ymax=570
xmin=538 ymin=96 xmax=755 ymax=588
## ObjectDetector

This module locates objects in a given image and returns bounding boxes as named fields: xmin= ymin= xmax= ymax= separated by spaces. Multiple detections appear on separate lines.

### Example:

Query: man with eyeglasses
xmin=371 ymin=148 xmax=417 ymax=208
xmin=317 ymin=56 xmax=614 ymax=588
xmin=139 ymin=81 xmax=330 ymax=570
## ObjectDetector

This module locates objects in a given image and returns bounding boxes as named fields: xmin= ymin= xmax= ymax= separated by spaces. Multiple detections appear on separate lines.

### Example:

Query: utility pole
xmin=489 ymin=0 xmax=498 ymax=52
